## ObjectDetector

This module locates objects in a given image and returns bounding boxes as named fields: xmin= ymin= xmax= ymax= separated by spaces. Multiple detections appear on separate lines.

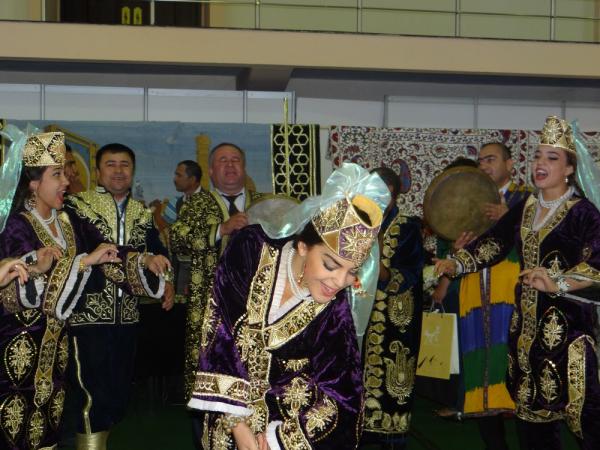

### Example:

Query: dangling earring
xmin=26 ymin=194 xmax=36 ymax=211
xmin=353 ymin=278 xmax=361 ymax=290
xmin=297 ymin=263 xmax=306 ymax=286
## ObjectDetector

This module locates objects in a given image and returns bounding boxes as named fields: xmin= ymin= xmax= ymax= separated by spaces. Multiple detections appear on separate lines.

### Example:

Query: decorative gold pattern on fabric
xmin=540 ymin=115 xmax=576 ymax=153
xmin=264 ymin=300 xmax=327 ymax=350
xmin=516 ymin=374 xmax=536 ymax=407
xmin=210 ymin=417 xmax=233 ymax=449
xmin=508 ymin=354 xmax=514 ymax=380
xmin=474 ymin=238 xmax=501 ymax=264
xmin=565 ymin=335 xmax=591 ymax=438
xmin=170 ymin=189 xmax=261 ymax=397
xmin=510 ymin=310 xmax=519 ymax=335
xmin=383 ymin=341 xmax=415 ymax=405
xmin=363 ymin=407 xmax=411 ymax=435
xmin=23 ymin=132 xmax=66 ymax=167
xmin=192 ymin=372 xmax=251 ymax=404
xmin=311 ymin=195 xmax=382 ymax=265
xmin=34 ymin=318 xmax=64 ymax=408
xmin=125 ymin=253 xmax=146 ymax=297
xmin=566 ymin=262 xmax=600 ymax=283
xmin=56 ymin=335 xmax=68 ymax=374
xmin=68 ymin=190 xmax=151 ymax=247
xmin=42 ymin=256 xmax=72 ymax=318
xmin=0 ymin=393 xmax=27 ymax=444
xmin=0 ymin=282 xmax=19 ymax=313
xmin=538 ymin=360 xmax=561 ymax=406
xmin=16 ymin=310 xmax=42 ymax=327
xmin=540 ymin=308 xmax=567 ymax=351
xmin=22 ymin=211 xmax=77 ymax=319
xmin=121 ymin=294 xmax=139 ymax=323
xmin=101 ymin=263 xmax=126 ymax=284
xmin=453 ymin=248 xmax=477 ymax=273
xmin=69 ymin=285 xmax=114 ymax=325
xmin=5 ymin=331 xmax=36 ymax=386
xmin=271 ymin=124 xmax=319 ymax=201
xmin=48 ymin=388 xmax=65 ymax=429
xmin=279 ymin=418 xmax=311 ymax=450
xmin=233 ymin=244 xmax=278 ymax=433
xmin=26 ymin=408 xmax=46 ymax=449
xmin=305 ymin=396 xmax=337 ymax=440
xmin=388 ymin=290 xmax=414 ymax=333
xmin=544 ymin=254 xmax=564 ymax=278
xmin=517 ymin=197 xmax=576 ymax=379
xmin=200 ymin=295 xmax=218 ymax=351
xmin=282 ymin=377 xmax=313 ymax=417
xmin=282 ymin=358 xmax=310 ymax=372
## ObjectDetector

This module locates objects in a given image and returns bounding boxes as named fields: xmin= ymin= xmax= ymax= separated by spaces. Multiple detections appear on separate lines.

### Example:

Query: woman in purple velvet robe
xmin=0 ymin=130 xmax=168 ymax=450
xmin=437 ymin=116 xmax=600 ymax=450
xmin=187 ymin=164 xmax=390 ymax=450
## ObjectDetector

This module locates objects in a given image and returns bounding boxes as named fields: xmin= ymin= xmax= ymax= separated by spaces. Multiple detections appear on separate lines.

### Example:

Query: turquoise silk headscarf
xmin=0 ymin=124 xmax=27 ymax=233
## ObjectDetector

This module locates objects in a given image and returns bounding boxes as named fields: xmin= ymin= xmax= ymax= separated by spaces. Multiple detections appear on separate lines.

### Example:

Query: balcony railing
xmin=2 ymin=0 xmax=600 ymax=43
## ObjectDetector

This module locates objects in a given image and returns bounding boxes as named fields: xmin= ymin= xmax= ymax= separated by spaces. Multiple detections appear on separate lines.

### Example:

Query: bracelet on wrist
xmin=549 ymin=276 xmax=570 ymax=298
xmin=163 ymin=268 xmax=174 ymax=284
xmin=78 ymin=258 xmax=91 ymax=274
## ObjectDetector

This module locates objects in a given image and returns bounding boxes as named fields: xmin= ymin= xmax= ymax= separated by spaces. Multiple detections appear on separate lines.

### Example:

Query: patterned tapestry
xmin=271 ymin=124 xmax=320 ymax=201
xmin=329 ymin=126 xmax=600 ymax=217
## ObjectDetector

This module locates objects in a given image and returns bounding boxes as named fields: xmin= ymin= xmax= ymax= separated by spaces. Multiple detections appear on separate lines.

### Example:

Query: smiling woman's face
xmin=296 ymin=241 xmax=358 ymax=304
xmin=532 ymin=145 xmax=574 ymax=190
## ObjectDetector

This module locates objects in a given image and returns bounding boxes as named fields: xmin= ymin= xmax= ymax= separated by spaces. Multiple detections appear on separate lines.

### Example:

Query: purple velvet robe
xmin=454 ymin=195 xmax=600 ymax=440
xmin=187 ymin=225 xmax=364 ymax=449
xmin=0 ymin=209 xmax=161 ymax=449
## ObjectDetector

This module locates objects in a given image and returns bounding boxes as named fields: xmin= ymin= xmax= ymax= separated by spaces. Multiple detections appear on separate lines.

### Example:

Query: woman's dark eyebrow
xmin=323 ymin=254 xmax=342 ymax=267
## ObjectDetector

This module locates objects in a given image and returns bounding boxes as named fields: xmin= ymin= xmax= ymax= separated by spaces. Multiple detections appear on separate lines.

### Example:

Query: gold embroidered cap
xmin=23 ymin=132 xmax=66 ymax=167
xmin=311 ymin=194 xmax=383 ymax=266
xmin=540 ymin=115 xmax=576 ymax=154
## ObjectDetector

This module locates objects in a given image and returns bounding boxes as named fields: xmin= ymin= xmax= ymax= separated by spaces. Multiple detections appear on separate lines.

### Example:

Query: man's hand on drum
xmin=483 ymin=202 xmax=508 ymax=221
xmin=453 ymin=231 xmax=476 ymax=251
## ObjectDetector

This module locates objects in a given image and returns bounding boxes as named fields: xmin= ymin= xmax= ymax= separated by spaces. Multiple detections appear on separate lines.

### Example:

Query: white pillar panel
xmin=44 ymin=86 xmax=144 ymax=121
xmin=565 ymin=104 xmax=600 ymax=131
xmin=246 ymin=91 xmax=294 ymax=124
xmin=385 ymin=96 xmax=475 ymax=128
xmin=0 ymin=84 xmax=41 ymax=120
xmin=477 ymin=99 xmax=563 ymax=129
xmin=319 ymin=127 xmax=333 ymax=189
xmin=296 ymin=97 xmax=384 ymax=127
xmin=147 ymin=89 xmax=244 ymax=122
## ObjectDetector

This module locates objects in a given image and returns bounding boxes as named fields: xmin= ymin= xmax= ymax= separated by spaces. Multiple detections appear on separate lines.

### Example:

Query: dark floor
xmin=60 ymin=377 xmax=580 ymax=450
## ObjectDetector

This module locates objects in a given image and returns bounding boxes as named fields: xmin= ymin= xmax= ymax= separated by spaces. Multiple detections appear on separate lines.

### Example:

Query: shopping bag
xmin=416 ymin=311 xmax=458 ymax=380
